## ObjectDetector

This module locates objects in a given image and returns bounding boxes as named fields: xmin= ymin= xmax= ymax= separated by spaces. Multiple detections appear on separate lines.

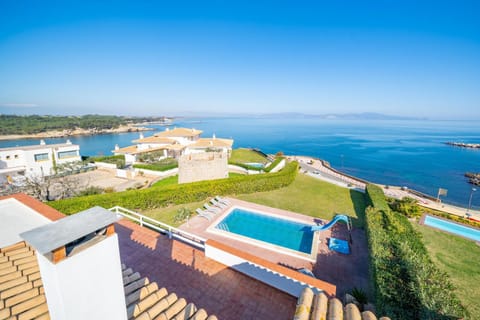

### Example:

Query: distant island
xmin=0 ymin=114 xmax=173 ymax=140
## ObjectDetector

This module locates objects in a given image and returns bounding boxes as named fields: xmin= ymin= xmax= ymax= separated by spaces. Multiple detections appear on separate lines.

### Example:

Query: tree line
xmin=0 ymin=114 xmax=169 ymax=135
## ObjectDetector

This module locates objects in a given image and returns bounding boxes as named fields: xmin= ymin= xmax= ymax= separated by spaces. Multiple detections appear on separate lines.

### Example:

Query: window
xmin=57 ymin=150 xmax=78 ymax=159
xmin=34 ymin=153 xmax=49 ymax=162
xmin=6 ymin=155 xmax=10 ymax=160
xmin=14 ymin=154 xmax=18 ymax=159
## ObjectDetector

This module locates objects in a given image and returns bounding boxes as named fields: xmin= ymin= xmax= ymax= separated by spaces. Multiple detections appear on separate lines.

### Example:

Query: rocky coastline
xmin=446 ymin=142 xmax=480 ymax=149
xmin=0 ymin=124 xmax=152 ymax=141
xmin=465 ymin=172 xmax=480 ymax=186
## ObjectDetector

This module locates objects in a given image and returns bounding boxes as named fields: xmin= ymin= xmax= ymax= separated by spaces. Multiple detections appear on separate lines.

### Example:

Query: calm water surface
xmin=1 ymin=117 xmax=479 ymax=208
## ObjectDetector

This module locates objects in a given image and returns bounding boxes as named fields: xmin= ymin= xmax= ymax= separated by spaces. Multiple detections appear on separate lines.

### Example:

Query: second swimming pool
xmin=424 ymin=215 xmax=480 ymax=241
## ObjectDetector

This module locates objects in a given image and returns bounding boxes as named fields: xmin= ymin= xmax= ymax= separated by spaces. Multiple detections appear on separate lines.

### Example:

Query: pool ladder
xmin=217 ymin=223 xmax=230 ymax=232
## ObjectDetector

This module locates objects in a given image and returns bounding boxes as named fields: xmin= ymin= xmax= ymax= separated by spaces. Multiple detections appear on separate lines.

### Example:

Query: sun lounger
xmin=203 ymin=203 xmax=222 ymax=214
xmin=214 ymin=196 xmax=230 ymax=205
xmin=195 ymin=208 xmax=213 ymax=221
xmin=210 ymin=199 xmax=227 ymax=209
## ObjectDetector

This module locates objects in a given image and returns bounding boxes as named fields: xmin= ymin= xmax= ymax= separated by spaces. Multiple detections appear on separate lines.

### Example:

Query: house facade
xmin=0 ymin=140 xmax=81 ymax=179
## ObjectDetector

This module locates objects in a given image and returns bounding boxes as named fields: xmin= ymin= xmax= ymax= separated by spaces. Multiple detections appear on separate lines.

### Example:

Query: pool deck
xmin=179 ymin=197 xmax=369 ymax=297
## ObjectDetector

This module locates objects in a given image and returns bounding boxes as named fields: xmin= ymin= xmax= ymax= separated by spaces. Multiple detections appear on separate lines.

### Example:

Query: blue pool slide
xmin=311 ymin=214 xmax=351 ymax=232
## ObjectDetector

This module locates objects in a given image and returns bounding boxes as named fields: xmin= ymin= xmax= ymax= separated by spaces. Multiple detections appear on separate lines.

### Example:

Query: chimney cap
xmin=20 ymin=206 xmax=119 ymax=255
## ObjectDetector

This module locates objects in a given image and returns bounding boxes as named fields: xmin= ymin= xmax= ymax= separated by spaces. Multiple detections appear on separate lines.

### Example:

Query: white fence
xmin=109 ymin=206 xmax=206 ymax=249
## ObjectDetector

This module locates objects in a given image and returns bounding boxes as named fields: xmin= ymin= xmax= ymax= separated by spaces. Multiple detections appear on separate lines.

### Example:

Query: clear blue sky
xmin=0 ymin=1 xmax=479 ymax=119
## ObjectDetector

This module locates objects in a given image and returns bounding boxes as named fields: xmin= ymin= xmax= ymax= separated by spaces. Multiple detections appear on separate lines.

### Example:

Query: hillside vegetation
xmin=365 ymin=184 xmax=467 ymax=319
xmin=0 ymin=114 xmax=163 ymax=135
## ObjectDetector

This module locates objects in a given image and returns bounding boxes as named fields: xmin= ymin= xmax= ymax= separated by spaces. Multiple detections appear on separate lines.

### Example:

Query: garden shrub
xmin=48 ymin=161 xmax=299 ymax=214
xmin=364 ymin=184 xmax=467 ymax=319
xmin=133 ymin=163 xmax=178 ymax=172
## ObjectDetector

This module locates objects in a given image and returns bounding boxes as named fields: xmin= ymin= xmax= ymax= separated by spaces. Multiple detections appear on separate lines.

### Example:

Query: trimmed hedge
xmin=365 ymin=184 xmax=467 ymax=319
xmin=365 ymin=184 xmax=389 ymax=211
xmin=264 ymin=157 xmax=284 ymax=172
xmin=48 ymin=161 xmax=299 ymax=214
xmin=133 ymin=163 xmax=178 ymax=172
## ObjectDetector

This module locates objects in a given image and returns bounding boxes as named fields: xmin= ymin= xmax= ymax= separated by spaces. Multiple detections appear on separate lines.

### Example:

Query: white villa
xmin=113 ymin=127 xmax=233 ymax=164
xmin=0 ymin=140 xmax=81 ymax=179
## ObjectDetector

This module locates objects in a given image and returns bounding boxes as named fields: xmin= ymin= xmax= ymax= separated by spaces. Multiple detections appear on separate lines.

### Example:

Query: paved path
xmin=287 ymin=155 xmax=480 ymax=221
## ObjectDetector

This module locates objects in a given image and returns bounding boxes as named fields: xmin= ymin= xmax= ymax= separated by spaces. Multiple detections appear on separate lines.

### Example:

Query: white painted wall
xmin=37 ymin=235 xmax=127 ymax=320
xmin=269 ymin=159 xmax=286 ymax=173
xmin=134 ymin=167 xmax=178 ymax=177
xmin=94 ymin=162 xmax=117 ymax=169
xmin=0 ymin=144 xmax=80 ymax=177
xmin=0 ymin=198 xmax=51 ymax=247
xmin=205 ymin=243 xmax=321 ymax=297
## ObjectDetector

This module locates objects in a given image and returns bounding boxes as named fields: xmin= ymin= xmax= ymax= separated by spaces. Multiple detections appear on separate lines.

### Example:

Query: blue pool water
xmin=424 ymin=215 xmax=480 ymax=241
xmin=215 ymin=208 xmax=314 ymax=254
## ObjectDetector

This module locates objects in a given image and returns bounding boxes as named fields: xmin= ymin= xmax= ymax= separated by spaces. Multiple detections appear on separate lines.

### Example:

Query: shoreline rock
xmin=465 ymin=172 xmax=480 ymax=186
xmin=446 ymin=142 xmax=480 ymax=149
xmin=0 ymin=124 xmax=153 ymax=141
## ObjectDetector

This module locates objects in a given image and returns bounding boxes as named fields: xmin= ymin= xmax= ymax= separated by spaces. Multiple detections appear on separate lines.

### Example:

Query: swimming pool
xmin=424 ymin=215 xmax=480 ymax=242
xmin=212 ymin=207 xmax=317 ymax=258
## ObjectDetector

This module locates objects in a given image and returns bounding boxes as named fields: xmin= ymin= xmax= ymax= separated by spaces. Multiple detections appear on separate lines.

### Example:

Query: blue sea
xmin=1 ymin=117 xmax=479 ymax=209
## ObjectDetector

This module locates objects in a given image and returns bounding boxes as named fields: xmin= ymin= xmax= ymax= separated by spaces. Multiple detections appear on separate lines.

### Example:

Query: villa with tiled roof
xmin=113 ymin=127 xmax=232 ymax=164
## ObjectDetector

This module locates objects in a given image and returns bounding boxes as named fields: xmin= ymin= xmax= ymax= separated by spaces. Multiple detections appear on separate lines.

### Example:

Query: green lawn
xmin=151 ymin=175 xmax=178 ymax=187
xmin=141 ymin=172 xmax=365 ymax=228
xmin=230 ymin=148 xmax=267 ymax=163
xmin=237 ymin=173 xmax=367 ymax=227
xmin=140 ymin=200 xmax=207 ymax=227
xmin=415 ymin=224 xmax=480 ymax=318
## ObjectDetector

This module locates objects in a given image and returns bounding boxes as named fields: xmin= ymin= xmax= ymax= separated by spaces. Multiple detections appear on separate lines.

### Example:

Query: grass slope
xmin=237 ymin=173 xmax=366 ymax=227
xmin=416 ymin=224 xmax=480 ymax=318
xmin=230 ymin=148 xmax=267 ymax=163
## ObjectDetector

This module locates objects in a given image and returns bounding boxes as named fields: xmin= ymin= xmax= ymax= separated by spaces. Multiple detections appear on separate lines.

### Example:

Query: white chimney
xmin=66 ymin=139 xmax=72 ymax=145
xmin=114 ymin=144 xmax=119 ymax=151
xmin=165 ymin=127 xmax=169 ymax=131
xmin=139 ymin=133 xmax=144 ymax=139
xmin=40 ymin=139 xmax=46 ymax=145
xmin=212 ymin=133 xmax=216 ymax=139
xmin=21 ymin=207 xmax=127 ymax=320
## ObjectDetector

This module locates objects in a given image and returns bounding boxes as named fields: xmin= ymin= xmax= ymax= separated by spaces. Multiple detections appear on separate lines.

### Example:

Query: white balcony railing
xmin=109 ymin=206 xmax=206 ymax=249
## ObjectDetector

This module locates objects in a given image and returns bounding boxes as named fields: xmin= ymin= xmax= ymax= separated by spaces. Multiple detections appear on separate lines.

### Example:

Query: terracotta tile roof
xmin=122 ymin=264 xmax=217 ymax=320
xmin=155 ymin=128 xmax=203 ymax=138
xmin=0 ymin=241 xmax=219 ymax=320
xmin=188 ymin=138 xmax=234 ymax=149
xmin=113 ymin=145 xmax=168 ymax=155
xmin=293 ymin=287 xmax=391 ymax=320
xmin=132 ymin=136 xmax=175 ymax=144
xmin=163 ymin=144 xmax=186 ymax=151
xmin=0 ymin=241 xmax=49 ymax=320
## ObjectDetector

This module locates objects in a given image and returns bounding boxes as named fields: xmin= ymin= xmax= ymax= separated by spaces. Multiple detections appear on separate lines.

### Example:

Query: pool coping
xmin=206 ymin=205 xmax=320 ymax=262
